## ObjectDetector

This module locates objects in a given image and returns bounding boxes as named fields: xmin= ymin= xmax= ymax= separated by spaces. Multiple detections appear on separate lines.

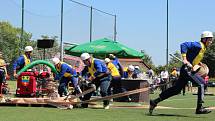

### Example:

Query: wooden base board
xmin=0 ymin=102 xmax=55 ymax=107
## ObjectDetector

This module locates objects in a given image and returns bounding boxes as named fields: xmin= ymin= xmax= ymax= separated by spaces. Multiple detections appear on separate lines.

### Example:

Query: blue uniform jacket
xmin=81 ymin=59 xmax=108 ymax=78
xmin=112 ymin=57 xmax=123 ymax=75
xmin=13 ymin=55 xmax=32 ymax=70
xmin=180 ymin=41 xmax=206 ymax=65
xmin=55 ymin=63 xmax=78 ymax=87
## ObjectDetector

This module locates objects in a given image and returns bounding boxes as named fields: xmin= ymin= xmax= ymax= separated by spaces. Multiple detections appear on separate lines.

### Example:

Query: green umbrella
xmin=65 ymin=38 xmax=144 ymax=59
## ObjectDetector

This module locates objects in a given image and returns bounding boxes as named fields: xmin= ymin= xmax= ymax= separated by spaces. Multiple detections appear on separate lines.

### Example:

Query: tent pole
xmin=114 ymin=15 xmax=117 ymax=42
xmin=90 ymin=6 xmax=93 ymax=42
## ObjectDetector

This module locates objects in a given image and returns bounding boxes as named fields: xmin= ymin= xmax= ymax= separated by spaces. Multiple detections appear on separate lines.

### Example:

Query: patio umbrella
xmin=65 ymin=38 xmax=144 ymax=59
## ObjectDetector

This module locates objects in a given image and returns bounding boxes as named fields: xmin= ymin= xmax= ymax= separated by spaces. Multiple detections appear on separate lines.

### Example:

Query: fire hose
xmin=17 ymin=60 xmax=58 ymax=76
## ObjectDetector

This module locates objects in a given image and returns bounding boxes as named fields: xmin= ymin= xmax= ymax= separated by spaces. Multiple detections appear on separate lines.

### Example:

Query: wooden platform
xmin=0 ymin=102 xmax=55 ymax=107
xmin=0 ymin=97 xmax=77 ymax=108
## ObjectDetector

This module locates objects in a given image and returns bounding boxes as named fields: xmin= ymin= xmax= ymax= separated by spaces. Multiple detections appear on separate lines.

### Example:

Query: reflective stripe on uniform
xmin=88 ymin=58 xmax=96 ymax=78
xmin=192 ymin=42 xmax=206 ymax=65
xmin=56 ymin=62 xmax=73 ymax=77
xmin=23 ymin=54 xmax=31 ymax=66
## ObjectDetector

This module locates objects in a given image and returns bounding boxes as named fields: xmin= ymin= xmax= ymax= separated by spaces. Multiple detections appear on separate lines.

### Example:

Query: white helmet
xmin=104 ymin=58 xmax=110 ymax=63
xmin=201 ymin=31 xmax=213 ymax=38
xmin=25 ymin=46 xmax=33 ymax=52
xmin=128 ymin=65 xmax=135 ymax=72
xmin=52 ymin=57 xmax=60 ymax=65
xmin=109 ymin=54 xmax=115 ymax=58
xmin=80 ymin=53 xmax=91 ymax=60
xmin=135 ymin=66 xmax=140 ymax=69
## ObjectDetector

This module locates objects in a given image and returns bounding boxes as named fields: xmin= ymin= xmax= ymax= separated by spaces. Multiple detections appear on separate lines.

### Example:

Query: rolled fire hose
xmin=17 ymin=60 xmax=58 ymax=76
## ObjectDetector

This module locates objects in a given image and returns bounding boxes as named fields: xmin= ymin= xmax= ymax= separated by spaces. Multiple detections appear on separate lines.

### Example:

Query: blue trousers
xmin=108 ymin=76 xmax=130 ymax=102
xmin=58 ymin=76 xmax=79 ymax=97
xmin=81 ymin=75 xmax=111 ymax=108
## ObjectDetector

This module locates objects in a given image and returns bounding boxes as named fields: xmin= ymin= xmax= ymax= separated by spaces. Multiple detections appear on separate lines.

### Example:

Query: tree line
xmin=0 ymin=21 xmax=59 ymax=76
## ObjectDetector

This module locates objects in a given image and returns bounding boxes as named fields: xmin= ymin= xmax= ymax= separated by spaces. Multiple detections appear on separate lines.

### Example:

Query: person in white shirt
xmin=160 ymin=70 xmax=169 ymax=92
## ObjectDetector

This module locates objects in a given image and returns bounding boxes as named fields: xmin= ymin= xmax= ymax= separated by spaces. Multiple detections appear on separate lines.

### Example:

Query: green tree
xmin=141 ymin=50 xmax=155 ymax=69
xmin=202 ymin=36 xmax=215 ymax=77
xmin=168 ymin=51 xmax=182 ymax=71
xmin=154 ymin=65 xmax=165 ymax=75
xmin=0 ymin=21 xmax=33 ymax=74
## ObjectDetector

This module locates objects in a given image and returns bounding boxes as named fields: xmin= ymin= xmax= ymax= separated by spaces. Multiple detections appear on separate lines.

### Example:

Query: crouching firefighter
xmin=52 ymin=57 xmax=82 ymax=97
xmin=80 ymin=53 xmax=111 ymax=109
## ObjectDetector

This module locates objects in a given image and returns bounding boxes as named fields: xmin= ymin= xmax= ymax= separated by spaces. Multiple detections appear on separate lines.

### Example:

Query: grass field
xmin=1 ymin=81 xmax=215 ymax=121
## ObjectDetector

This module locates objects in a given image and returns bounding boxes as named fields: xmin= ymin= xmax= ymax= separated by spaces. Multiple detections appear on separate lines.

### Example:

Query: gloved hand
xmin=88 ymin=76 xmax=95 ymax=82
xmin=88 ymin=83 xmax=96 ymax=90
xmin=13 ymin=73 xmax=18 ymax=79
xmin=183 ymin=59 xmax=192 ymax=68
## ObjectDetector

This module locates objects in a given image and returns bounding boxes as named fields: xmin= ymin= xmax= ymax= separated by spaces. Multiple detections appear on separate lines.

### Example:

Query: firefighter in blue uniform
xmin=149 ymin=31 xmax=213 ymax=114
xmin=80 ymin=53 xmax=111 ymax=109
xmin=109 ymin=54 xmax=124 ymax=77
xmin=13 ymin=46 xmax=33 ymax=78
xmin=52 ymin=57 xmax=81 ymax=97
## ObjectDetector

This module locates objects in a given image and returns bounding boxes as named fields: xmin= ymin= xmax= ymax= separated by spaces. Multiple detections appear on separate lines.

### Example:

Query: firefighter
xmin=13 ymin=46 xmax=33 ymax=78
xmin=109 ymin=54 xmax=124 ymax=76
xmin=105 ymin=58 xmax=130 ymax=102
xmin=0 ymin=52 xmax=8 ymax=95
xmin=149 ymin=31 xmax=213 ymax=114
xmin=80 ymin=53 xmax=111 ymax=109
xmin=52 ymin=57 xmax=81 ymax=97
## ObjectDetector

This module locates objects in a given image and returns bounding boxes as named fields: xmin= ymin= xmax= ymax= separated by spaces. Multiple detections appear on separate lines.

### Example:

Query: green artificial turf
xmin=1 ymin=81 xmax=215 ymax=121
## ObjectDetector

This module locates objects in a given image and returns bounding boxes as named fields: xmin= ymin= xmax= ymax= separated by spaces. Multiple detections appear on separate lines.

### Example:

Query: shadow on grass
xmin=146 ymin=113 xmax=203 ymax=118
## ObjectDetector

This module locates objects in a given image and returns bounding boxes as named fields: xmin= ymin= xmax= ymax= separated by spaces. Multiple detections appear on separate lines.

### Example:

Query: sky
xmin=1 ymin=0 xmax=215 ymax=66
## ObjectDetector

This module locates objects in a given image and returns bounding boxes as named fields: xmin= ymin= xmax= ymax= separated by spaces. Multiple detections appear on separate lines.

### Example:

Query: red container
xmin=16 ymin=72 xmax=37 ymax=96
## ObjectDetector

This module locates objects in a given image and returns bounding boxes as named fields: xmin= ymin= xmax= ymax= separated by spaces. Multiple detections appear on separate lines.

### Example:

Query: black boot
xmin=149 ymin=97 xmax=162 ymax=115
xmin=196 ymin=106 xmax=211 ymax=114
xmin=149 ymin=100 xmax=157 ymax=115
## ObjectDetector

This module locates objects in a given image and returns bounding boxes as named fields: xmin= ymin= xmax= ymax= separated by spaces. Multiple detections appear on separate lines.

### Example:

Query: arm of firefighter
xmin=80 ymin=66 xmax=88 ymax=77
xmin=71 ymin=69 xmax=78 ymax=87
xmin=181 ymin=41 xmax=202 ymax=67
xmin=13 ymin=56 xmax=25 ymax=77
xmin=13 ymin=56 xmax=25 ymax=70
xmin=93 ymin=61 xmax=105 ymax=77
xmin=71 ymin=69 xmax=83 ymax=94
xmin=117 ymin=62 xmax=124 ymax=76
xmin=180 ymin=41 xmax=192 ymax=57
xmin=4 ymin=66 xmax=7 ymax=76
xmin=180 ymin=41 xmax=193 ymax=66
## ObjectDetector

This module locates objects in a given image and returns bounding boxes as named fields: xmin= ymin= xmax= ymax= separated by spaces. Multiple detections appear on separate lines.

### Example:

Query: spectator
xmin=123 ymin=65 xmax=135 ymax=79
xmin=147 ymin=67 xmax=154 ymax=79
xmin=160 ymin=70 xmax=169 ymax=92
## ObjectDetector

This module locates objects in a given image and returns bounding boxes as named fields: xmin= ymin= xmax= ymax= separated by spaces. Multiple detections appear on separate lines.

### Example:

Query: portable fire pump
xmin=16 ymin=70 xmax=50 ymax=97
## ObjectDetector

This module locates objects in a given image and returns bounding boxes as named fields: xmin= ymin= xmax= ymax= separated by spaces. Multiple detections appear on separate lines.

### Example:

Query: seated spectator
xmin=123 ymin=65 xmax=135 ymax=79
xmin=147 ymin=67 xmax=154 ymax=79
